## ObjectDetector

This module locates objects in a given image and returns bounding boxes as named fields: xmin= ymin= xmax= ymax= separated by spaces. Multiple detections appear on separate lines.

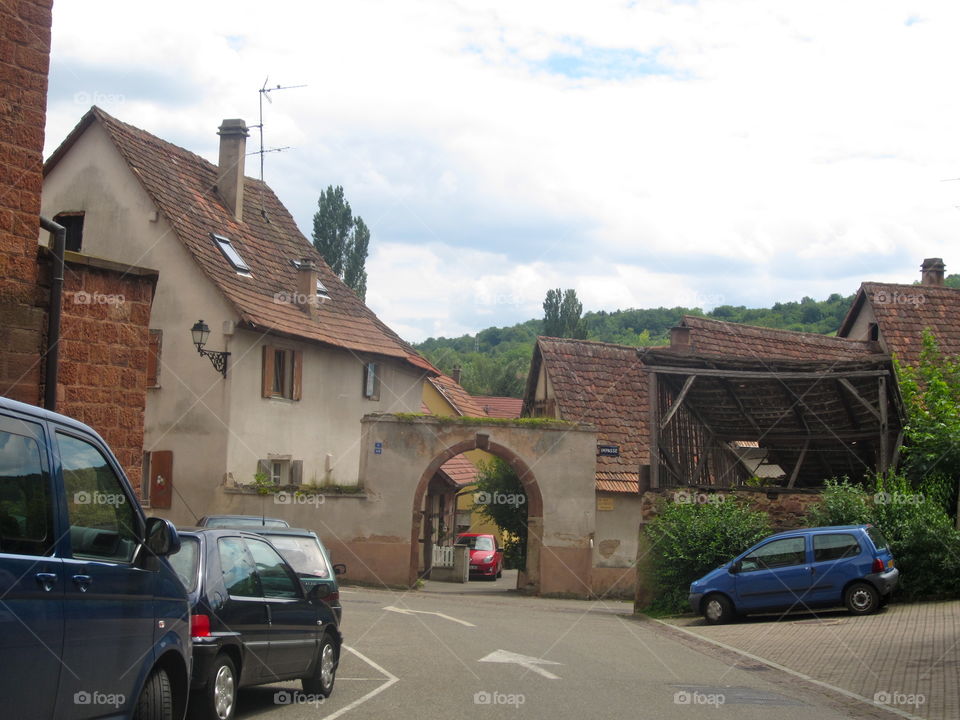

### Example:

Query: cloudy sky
xmin=44 ymin=1 xmax=960 ymax=342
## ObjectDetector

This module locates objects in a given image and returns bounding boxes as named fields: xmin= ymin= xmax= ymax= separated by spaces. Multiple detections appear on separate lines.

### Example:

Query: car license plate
xmin=470 ymin=565 xmax=479 ymax=569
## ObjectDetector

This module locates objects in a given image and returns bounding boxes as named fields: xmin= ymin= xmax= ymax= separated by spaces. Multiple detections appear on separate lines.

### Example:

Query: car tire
xmin=702 ymin=594 xmax=734 ymax=625
xmin=845 ymin=582 xmax=880 ymax=615
xmin=189 ymin=654 xmax=237 ymax=720
xmin=302 ymin=633 xmax=338 ymax=697
xmin=496 ymin=566 xmax=502 ymax=579
xmin=133 ymin=668 xmax=174 ymax=720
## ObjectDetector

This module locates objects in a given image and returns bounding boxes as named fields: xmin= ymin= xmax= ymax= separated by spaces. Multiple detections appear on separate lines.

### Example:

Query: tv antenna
xmin=254 ymin=77 xmax=306 ymax=182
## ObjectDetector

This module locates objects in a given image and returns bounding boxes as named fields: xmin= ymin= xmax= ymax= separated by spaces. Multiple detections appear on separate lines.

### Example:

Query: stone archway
xmin=352 ymin=414 xmax=596 ymax=597
xmin=411 ymin=435 xmax=545 ymax=593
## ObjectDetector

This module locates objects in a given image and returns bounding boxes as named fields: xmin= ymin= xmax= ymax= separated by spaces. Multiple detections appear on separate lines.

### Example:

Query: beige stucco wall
xmin=842 ymin=299 xmax=878 ymax=344
xmin=41 ymin=120 xmax=427 ymax=528
xmin=591 ymin=492 xmax=642 ymax=599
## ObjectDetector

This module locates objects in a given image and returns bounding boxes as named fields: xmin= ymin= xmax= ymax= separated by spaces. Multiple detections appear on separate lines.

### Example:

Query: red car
xmin=456 ymin=533 xmax=503 ymax=580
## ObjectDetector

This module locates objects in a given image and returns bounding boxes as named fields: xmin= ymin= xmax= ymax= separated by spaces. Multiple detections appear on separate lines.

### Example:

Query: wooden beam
xmin=890 ymin=428 xmax=905 ymax=469
xmin=878 ymin=376 xmax=889 ymax=474
xmin=660 ymin=375 xmax=696 ymax=430
xmin=649 ymin=371 xmax=659 ymax=489
xmin=643 ymin=366 xmax=889 ymax=380
xmin=786 ymin=439 xmax=810 ymax=488
xmin=719 ymin=378 xmax=763 ymax=433
xmin=837 ymin=378 xmax=881 ymax=422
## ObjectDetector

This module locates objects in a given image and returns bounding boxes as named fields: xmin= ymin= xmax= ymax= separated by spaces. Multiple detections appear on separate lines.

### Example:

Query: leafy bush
xmin=474 ymin=457 xmax=527 ymax=569
xmin=645 ymin=497 xmax=771 ymax=613
xmin=809 ymin=475 xmax=960 ymax=601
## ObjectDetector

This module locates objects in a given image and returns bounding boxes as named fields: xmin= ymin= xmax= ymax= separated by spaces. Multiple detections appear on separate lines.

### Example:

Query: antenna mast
xmin=255 ymin=77 xmax=306 ymax=182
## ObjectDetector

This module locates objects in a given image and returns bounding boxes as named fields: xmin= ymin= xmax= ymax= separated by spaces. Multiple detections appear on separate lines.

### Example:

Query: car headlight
xmin=480 ymin=554 xmax=494 ymax=563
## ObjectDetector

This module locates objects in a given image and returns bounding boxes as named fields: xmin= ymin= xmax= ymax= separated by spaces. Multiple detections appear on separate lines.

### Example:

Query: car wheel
xmin=189 ymin=654 xmax=237 ymax=720
xmin=133 ymin=668 xmax=173 ymax=720
xmin=496 ymin=566 xmax=502 ymax=579
xmin=702 ymin=594 xmax=734 ymax=625
xmin=302 ymin=633 xmax=338 ymax=697
xmin=845 ymin=582 xmax=880 ymax=615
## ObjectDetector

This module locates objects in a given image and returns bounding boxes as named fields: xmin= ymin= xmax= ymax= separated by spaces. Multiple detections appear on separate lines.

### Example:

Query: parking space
xmin=658 ymin=601 xmax=960 ymax=720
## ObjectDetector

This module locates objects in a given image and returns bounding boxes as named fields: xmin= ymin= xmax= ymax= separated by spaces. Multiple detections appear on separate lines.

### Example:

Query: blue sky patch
xmin=536 ymin=42 xmax=675 ymax=80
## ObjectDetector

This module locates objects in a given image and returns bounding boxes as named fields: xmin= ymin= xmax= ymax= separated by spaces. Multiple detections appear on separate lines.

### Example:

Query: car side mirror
xmin=333 ymin=563 xmax=347 ymax=576
xmin=730 ymin=560 xmax=741 ymax=574
xmin=145 ymin=517 xmax=180 ymax=558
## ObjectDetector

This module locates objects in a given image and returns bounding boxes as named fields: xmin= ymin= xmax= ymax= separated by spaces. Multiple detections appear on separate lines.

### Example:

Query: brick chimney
xmin=295 ymin=258 xmax=319 ymax=317
xmin=451 ymin=365 xmax=462 ymax=384
xmin=217 ymin=119 xmax=248 ymax=221
xmin=920 ymin=258 xmax=945 ymax=286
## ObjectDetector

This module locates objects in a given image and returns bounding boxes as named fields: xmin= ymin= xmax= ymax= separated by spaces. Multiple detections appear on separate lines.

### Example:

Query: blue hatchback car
xmin=689 ymin=524 xmax=899 ymax=624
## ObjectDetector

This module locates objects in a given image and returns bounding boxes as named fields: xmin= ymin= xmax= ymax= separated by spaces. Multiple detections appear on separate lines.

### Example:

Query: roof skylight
xmin=211 ymin=233 xmax=251 ymax=275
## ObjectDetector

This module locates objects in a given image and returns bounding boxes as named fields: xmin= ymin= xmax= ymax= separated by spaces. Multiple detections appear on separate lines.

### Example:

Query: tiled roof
xmin=596 ymin=471 xmax=640 ymax=493
xmin=840 ymin=282 xmax=960 ymax=366
xmin=680 ymin=315 xmax=878 ymax=361
xmin=437 ymin=454 xmax=479 ymax=488
xmin=525 ymin=337 xmax=652 ymax=469
xmin=474 ymin=396 xmax=523 ymax=419
xmin=46 ymin=107 xmax=435 ymax=374
xmin=428 ymin=374 xmax=488 ymax=417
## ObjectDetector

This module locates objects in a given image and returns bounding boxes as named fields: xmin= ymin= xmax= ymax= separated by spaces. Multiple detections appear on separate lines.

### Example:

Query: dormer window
xmin=316 ymin=278 xmax=330 ymax=300
xmin=211 ymin=233 xmax=251 ymax=276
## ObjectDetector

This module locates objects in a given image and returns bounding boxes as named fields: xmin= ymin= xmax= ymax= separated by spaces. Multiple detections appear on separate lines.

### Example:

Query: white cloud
xmin=44 ymin=0 xmax=960 ymax=341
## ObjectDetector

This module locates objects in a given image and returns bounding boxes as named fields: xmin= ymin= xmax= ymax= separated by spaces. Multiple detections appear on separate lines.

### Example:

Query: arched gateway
xmin=351 ymin=413 xmax=597 ymax=597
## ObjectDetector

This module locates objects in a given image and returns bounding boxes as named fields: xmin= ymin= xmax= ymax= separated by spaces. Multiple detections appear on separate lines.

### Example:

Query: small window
xmin=363 ymin=362 xmax=380 ymax=401
xmin=147 ymin=330 xmax=162 ymax=388
xmin=813 ymin=534 xmax=861 ymax=562
xmin=868 ymin=323 xmax=880 ymax=341
xmin=262 ymin=345 xmax=302 ymax=400
xmin=316 ymin=278 xmax=330 ymax=300
xmin=59 ymin=432 xmax=138 ymax=563
xmin=211 ymin=233 xmax=251 ymax=275
xmin=270 ymin=460 xmax=287 ymax=485
xmin=54 ymin=212 xmax=84 ymax=252
xmin=740 ymin=537 xmax=806 ymax=572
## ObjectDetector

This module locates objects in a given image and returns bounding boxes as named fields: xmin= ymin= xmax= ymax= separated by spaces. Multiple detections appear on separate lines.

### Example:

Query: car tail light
xmin=191 ymin=614 xmax=211 ymax=638
xmin=872 ymin=558 xmax=885 ymax=573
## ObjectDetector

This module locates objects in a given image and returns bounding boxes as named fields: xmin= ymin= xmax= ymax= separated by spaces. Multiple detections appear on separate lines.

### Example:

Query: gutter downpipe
xmin=40 ymin=216 xmax=65 ymax=412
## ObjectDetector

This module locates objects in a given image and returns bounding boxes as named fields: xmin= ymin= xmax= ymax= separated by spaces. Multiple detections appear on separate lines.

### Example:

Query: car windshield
xmin=168 ymin=537 xmax=199 ymax=593
xmin=205 ymin=517 xmax=289 ymax=528
xmin=458 ymin=535 xmax=494 ymax=551
xmin=265 ymin=535 xmax=330 ymax=579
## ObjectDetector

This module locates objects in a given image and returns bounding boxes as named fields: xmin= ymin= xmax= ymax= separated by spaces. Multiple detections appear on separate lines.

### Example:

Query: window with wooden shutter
xmin=147 ymin=330 xmax=162 ymax=388
xmin=262 ymin=345 xmax=275 ymax=398
xmin=263 ymin=345 xmax=301 ymax=400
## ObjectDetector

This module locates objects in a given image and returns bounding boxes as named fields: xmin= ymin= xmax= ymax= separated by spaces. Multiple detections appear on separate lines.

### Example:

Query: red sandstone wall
xmin=0 ymin=0 xmax=54 ymax=403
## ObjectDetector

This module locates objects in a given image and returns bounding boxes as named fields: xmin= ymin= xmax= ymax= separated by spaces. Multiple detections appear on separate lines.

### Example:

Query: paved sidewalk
xmin=659 ymin=601 xmax=960 ymax=720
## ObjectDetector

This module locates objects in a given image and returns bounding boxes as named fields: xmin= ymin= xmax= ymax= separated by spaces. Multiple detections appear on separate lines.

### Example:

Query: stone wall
xmin=639 ymin=486 xmax=823 ymax=529
xmin=0 ymin=0 xmax=53 ymax=403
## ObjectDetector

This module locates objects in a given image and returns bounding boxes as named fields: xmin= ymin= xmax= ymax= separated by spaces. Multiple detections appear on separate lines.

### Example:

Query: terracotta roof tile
xmin=681 ymin=315 xmax=878 ymax=361
xmin=596 ymin=471 xmax=639 ymax=493
xmin=856 ymin=282 xmax=960 ymax=366
xmin=437 ymin=455 xmax=479 ymax=487
xmin=428 ymin=374 xmax=488 ymax=417
xmin=48 ymin=107 xmax=435 ymax=374
xmin=473 ymin=396 xmax=523 ymax=419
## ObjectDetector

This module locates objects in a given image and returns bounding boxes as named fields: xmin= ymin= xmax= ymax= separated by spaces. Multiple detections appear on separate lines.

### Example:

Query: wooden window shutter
xmin=290 ymin=460 xmax=303 ymax=486
xmin=257 ymin=459 xmax=271 ymax=481
xmin=261 ymin=345 xmax=275 ymax=398
xmin=147 ymin=330 xmax=162 ymax=388
xmin=149 ymin=450 xmax=173 ymax=509
xmin=292 ymin=351 xmax=303 ymax=401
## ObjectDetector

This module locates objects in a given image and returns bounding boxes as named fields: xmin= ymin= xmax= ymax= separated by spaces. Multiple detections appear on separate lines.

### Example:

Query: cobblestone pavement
xmin=661 ymin=601 xmax=960 ymax=720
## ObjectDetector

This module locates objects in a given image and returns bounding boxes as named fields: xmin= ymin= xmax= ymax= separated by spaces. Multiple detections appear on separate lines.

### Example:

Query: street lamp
xmin=190 ymin=319 xmax=229 ymax=377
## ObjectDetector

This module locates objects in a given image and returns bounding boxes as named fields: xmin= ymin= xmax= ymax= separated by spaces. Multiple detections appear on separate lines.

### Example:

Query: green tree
xmin=311 ymin=185 xmax=369 ymax=300
xmin=542 ymin=288 xmax=586 ymax=338
xmin=474 ymin=457 xmax=528 ymax=568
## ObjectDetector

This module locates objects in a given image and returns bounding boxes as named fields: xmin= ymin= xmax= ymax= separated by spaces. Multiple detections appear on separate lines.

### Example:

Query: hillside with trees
xmin=416 ymin=276 xmax=960 ymax=398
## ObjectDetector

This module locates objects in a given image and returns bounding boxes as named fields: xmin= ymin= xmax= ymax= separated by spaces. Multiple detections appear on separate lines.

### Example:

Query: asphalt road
xmin=232 ymin=579 xmax=903 ymax=720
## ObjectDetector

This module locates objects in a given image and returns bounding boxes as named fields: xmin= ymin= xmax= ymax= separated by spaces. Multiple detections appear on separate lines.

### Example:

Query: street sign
xmin=597 ymin=445 xmax=619 ymax=457
xmin=374 ymin=442 xmax=382 ymax=455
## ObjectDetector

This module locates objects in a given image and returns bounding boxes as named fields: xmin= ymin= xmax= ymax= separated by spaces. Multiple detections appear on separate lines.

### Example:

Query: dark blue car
xmin=689 ymin=524 xmax=899 ymax=624
xmin=0 ymin=397 xmax=190 ymax=719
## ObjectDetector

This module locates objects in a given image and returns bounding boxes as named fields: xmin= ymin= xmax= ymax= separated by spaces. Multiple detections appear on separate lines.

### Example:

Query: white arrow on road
xmin=478 ymin=649 xmax=562 ymax=680
xmin=383 ymin=605 xmax=476 ymax=627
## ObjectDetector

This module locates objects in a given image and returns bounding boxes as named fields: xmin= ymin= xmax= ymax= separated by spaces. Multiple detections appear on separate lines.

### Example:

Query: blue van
xmin=689 ymin=524 xmax=899 ymax=624
xmin=0 ymin=397 xmax=190 ymax=719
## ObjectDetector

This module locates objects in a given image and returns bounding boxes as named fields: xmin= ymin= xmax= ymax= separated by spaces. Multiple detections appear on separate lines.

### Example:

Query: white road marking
xmin=654 ymin=619 xmax=927 ymax=720
xmin=478 ymin=649 xmax=562 ymax=680
xmin=382 ymin=605 xmax=477 ymax=627
xmin=320 ymin=646 xmax=399 ymax=720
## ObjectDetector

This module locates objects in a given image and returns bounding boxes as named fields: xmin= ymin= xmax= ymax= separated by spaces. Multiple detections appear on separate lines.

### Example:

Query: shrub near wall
xmin=644 ymin=494 xmax=770 ymax=613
